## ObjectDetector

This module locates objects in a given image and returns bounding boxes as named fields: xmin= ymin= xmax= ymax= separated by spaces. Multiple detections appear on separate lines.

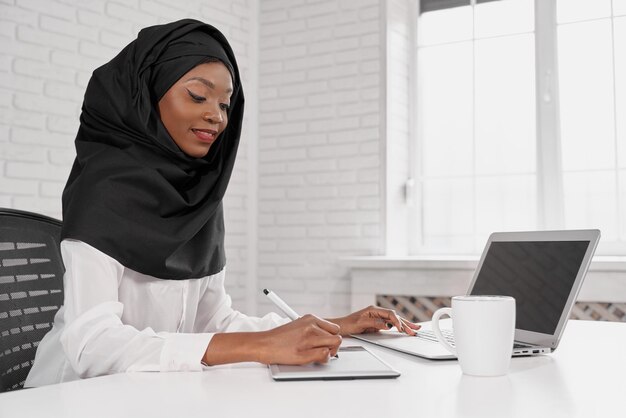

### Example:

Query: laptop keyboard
xmin=415 ymin=329 xmax=455 ymax=345
xmin=416 ymin=330 xmax=533 ymax=350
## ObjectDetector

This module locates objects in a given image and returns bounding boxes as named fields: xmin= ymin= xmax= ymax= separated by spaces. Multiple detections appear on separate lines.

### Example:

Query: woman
xmin=25 ymin=19 xmax=418 ymax=387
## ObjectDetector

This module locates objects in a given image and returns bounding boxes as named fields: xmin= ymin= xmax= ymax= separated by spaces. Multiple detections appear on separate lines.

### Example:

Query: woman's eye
xmin=186 ymin=89 xmax=205 ymax=103
xmin=220 ymin=103 xmax=230 ymax=111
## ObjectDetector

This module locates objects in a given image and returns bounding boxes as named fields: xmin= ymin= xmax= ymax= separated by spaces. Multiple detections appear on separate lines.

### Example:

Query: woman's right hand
xmin=202 ymin=314 xmax=341 ymax=366
xmin=255 ymin=314 xmax=342 ymax=365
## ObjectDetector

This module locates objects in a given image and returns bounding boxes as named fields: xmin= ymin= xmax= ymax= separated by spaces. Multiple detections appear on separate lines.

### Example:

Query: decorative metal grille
xmin=377 ymin=295 xmax=626 ymax=323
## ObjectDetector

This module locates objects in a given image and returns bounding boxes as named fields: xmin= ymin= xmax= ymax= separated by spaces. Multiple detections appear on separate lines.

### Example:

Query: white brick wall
xmin=257 ymin=0 xmax=387 ymax=317
xmin=1 ymin=0 xmax=412 ymax=319
xmin=0 ymin=0 xmax=257 ymax=310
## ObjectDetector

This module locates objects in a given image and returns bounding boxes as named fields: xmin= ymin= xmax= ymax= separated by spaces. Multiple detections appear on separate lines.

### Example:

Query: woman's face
xmin=158 ymin=61 xmax=233 ymax=158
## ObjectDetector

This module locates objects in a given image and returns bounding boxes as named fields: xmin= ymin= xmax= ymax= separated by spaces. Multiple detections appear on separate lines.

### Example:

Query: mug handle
xmin=432 ymin=307 xmax=456 ymax=355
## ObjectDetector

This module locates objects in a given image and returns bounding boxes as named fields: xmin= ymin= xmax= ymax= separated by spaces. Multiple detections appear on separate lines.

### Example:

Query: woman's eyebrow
xmin=186 ymin=76 xmax=233 ymax=94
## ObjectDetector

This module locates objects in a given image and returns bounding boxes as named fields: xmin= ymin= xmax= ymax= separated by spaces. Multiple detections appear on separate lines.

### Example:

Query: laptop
xmin=353 ymin=229 xmax=601 ymax=360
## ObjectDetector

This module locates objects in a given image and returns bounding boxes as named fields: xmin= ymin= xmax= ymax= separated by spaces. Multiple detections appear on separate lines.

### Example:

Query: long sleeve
xmin=58 ymin=240 xmax=211 ymax=378
xmin=26 ymin=239 xmax=291 ymax=387
xmin=193 ymin=272 xmax=289 ymax=334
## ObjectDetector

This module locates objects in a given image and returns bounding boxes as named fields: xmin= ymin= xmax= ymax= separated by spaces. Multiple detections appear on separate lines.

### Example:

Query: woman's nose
xmin=202 ymin=106 xmax=223 ymax=124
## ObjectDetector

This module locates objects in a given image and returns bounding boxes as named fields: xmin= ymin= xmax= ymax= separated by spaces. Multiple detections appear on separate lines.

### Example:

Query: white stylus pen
xmin=263 ymin=288 xmax=300 ymax=320
xmin=263 ymin=288 xmax=339 ymax=359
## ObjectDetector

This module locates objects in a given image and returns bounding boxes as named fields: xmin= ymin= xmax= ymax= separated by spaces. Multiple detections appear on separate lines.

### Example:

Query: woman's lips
xmin=192 ymin=129 xmax=217 ymax=143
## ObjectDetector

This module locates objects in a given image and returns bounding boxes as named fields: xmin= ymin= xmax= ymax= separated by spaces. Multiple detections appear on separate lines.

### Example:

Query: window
xmin=412 ymin=0 xmax=626 ymax=255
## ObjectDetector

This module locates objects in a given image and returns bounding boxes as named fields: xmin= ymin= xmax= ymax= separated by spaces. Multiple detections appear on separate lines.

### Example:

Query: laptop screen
xmin=470 ymin=240 xmax=590 ymax=335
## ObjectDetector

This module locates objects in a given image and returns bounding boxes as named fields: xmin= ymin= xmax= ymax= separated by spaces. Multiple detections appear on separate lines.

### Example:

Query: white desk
xmin=1 ymin=320 xmax=624 ymax=418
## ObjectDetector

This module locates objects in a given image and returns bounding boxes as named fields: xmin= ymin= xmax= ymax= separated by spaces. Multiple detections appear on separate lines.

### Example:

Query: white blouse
xmin=25 ymin=239 xmax=287 ymax=387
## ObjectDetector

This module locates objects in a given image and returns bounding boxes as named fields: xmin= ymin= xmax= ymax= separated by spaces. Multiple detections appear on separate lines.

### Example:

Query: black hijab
xmin=61 ymin=19 xmax=244 ymax=280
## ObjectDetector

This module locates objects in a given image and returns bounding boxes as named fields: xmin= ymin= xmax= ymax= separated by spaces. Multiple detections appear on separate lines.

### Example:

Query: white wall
xmin=1 ymin=0 xmax=411 ymax=317
xmin=256 ymin=0 xmax=387 ymax=317
xmin=0 ymin=0 xmax=257 ymax=310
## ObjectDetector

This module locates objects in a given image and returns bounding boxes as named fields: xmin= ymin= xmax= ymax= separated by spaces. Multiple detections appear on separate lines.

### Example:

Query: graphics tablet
xmin=269 ymin=346 xmax=400 ymax=381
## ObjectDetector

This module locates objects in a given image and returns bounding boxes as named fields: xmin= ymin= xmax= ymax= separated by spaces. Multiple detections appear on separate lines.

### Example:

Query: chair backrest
xmin=0 ymin=208 xmax=64 ymax=392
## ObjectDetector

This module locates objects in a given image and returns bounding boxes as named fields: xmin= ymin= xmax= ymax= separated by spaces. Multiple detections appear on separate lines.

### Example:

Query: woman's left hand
xmin=327 ymin=305 xmax=421 ymax=336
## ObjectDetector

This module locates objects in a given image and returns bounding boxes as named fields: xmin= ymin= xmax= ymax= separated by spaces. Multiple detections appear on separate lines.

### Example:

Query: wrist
xmin=203 ymin=332 xmax=267 ymax=365
xmin=252 ymin=330 xmax=271 ymax=364
xmin=326 ymin=317 xmax=345 ymax=335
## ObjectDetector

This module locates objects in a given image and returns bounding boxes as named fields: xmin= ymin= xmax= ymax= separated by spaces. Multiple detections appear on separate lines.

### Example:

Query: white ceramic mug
xmin=432 ymin=295 xmax=516 ymax=377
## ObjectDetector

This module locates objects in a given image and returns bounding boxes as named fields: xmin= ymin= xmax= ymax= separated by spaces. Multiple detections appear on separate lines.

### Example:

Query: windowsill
xmin=343 ymin=255 xmax=626 ymax=310
xmin=341 ymin=255 xmax=626 ymax=272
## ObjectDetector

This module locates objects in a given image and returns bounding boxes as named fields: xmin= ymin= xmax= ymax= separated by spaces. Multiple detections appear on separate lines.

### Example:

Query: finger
xmin=400 ymin=318 xmax=419 ymax=335
xmin=372 ymin=308 xmax=404 ymax=332
xmin=402 ymin=319 xmax=421 ymax=330
xmin=302 ymin=347 xmax=331 ymax=364
xmin=306 ymin=333 xmax=342 ymax=351
xmin=361 ymin=316 xmax=394 ymax=332
xmin=313 ymin=316 xmax=341 ymax=335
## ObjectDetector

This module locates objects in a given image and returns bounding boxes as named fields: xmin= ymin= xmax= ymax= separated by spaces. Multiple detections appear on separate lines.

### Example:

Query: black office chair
xmin=0 ymin=208 xmax=64 ymax=392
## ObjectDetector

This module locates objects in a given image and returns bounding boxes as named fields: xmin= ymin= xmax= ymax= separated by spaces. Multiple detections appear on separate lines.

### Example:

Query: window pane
xmin=557 ymin=0 xmax=611 ymax=23
xmin=474 ymin=34 xmax=536 ymax=175
xmin=615 ymin=0 xmax=626 ymax=16
xmin=420 ymin=0 xmax=470 ymax=14
xmin=475 ymin=175 xmax=537 ymax=235
xmin=475 ymin=0 xmax=534 ymax=38
xmin=616 ymin=17 xmax=626 ymax=168
xmin=418 ymin=6 xmax=473 ymax=46
xmin=563 ymin=171 xmax=617 ymax=241
xmin=419 ymin=42 xmax=473 ymax=177
xmin=414 ymin=0 xmax=625 ymax=256
xmin=558 ymin=19 xmax=615 ymax=171
xmin=619 ymin=170 xmax=626 ymax=240
xmin=420 ymin=234 xmax=477 ymax=255
xmin=422 ymin=178 xmax=474 ymax=253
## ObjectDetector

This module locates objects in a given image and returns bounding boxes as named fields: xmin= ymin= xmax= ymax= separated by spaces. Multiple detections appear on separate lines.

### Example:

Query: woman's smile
xmin=192 ymin=128 xmax=218 ymax=143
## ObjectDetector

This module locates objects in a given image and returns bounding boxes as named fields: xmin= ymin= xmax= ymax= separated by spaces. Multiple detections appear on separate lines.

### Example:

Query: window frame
xmin=408 ymin=0 xmax=590 ymax=255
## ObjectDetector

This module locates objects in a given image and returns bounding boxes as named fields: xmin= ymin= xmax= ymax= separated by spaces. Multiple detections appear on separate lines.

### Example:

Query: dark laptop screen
xmin=470 ymin=240 xmax=590 ymax=335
